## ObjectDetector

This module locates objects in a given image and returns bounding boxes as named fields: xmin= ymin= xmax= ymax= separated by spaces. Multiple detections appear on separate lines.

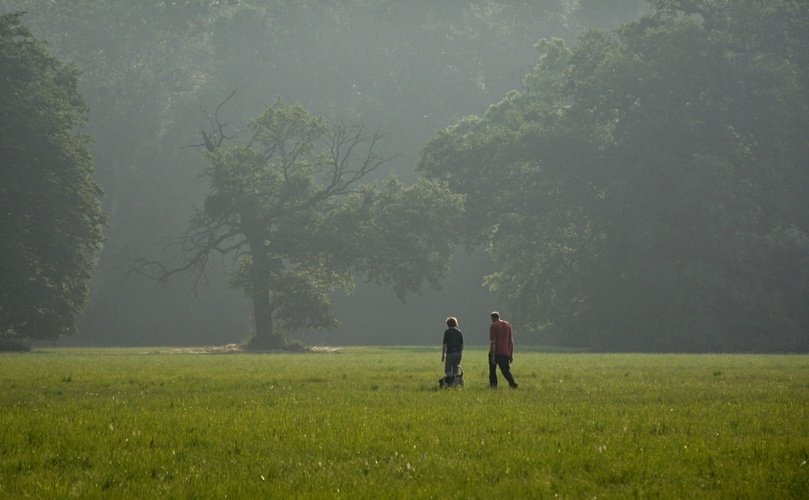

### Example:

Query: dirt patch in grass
xmin=169 ymin=343 xmax=245 ymax=354
xmin=308 ymin=346 xmax=341 ymax=353
xmin=168 ymin=344 xmax=342 ymax=354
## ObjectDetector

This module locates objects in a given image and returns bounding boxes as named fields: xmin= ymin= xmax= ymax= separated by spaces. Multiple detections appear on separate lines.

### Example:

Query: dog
xmin=439 ymin=365 xmax=464 ymax=388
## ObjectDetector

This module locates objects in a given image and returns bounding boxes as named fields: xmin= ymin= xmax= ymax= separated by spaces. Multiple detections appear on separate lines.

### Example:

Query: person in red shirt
xmin=489 ymin=311 xmax=518 ymax=389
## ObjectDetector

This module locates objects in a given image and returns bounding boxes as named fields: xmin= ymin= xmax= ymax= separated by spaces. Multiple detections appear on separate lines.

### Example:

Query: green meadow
xmin=1 ymin=347 xmax=807 ymax=498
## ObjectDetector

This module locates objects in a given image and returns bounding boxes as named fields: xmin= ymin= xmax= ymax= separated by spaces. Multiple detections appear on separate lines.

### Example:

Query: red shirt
xmin=489 ymin=319 xmax=513 ymax=356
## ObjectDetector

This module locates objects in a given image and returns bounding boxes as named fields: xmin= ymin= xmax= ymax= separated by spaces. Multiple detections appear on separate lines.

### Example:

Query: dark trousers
xmin=489 ymin=355 xmax=517 ymax=388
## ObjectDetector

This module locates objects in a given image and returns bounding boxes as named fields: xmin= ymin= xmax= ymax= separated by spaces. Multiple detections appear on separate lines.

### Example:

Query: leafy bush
xmin=0 ymin=336 xmax=31 ymax=352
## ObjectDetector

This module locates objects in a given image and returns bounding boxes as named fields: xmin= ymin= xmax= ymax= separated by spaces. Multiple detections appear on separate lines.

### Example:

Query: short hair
xmin=446 ymin=316 xmax=458 ymax=327
xmin=490 ymin=311 xmax=500 ymax=319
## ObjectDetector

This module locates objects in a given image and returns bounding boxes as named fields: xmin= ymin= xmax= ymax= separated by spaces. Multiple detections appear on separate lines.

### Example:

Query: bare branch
xmin=182 ymin=90 xmax=238 ymax=151
xmin=128 ymin=214 xmax=244 ymax=293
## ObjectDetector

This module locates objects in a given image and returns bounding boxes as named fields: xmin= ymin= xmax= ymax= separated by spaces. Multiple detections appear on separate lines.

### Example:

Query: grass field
xmin=1 ymin=346 xmax=807 ymax=498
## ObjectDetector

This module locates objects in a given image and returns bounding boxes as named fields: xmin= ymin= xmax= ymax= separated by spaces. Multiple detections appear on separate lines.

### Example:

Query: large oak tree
xmin=137 ymin=99 xmax=463 ymax=349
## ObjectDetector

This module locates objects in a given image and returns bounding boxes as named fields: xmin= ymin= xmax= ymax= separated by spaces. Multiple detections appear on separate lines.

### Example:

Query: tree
xmin=0 ymin=13 xmax=106 ymax=342
xmin=136 ymin=99 xmax=463 ymax=349
xmin=0 ymin=1 xmax=244 ymax=347
xmin=418 ymin=0 xmax=809 ymax=352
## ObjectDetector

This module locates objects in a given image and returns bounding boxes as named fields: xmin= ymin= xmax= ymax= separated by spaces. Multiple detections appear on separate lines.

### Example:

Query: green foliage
xmin=0 ymin=13 xmax=106 ymax=341
xmin=0 ymin=348 xmax=807 ymax=497
xmin=418 ymin=1 xmax=809 ymax=351
xmin=327 ymin=177 xmax=465 ymax=300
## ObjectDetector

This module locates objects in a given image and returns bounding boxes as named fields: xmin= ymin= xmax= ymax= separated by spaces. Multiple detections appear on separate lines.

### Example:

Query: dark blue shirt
xmin=442 ymin=327 xmax=464 ymax=354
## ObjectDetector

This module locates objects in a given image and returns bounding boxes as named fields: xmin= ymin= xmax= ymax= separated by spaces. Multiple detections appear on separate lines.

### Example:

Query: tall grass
xmin=1 ymin=347 xmax=807 ymax=498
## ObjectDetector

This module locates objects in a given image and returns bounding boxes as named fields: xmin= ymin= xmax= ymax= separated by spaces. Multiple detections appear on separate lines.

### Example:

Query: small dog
xmin=439 ymin=365 xmax=464 ymax=388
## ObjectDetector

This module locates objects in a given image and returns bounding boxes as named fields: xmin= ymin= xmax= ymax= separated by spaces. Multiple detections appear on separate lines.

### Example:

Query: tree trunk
xmin=248 ymin=242 xmax=285 ymax=350
xmin=251 ymin=287 xmax=283 ymax=350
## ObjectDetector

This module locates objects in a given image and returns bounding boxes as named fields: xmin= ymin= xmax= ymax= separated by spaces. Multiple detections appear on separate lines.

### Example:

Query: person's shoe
xmin=510 ymin=384 xmax=519 ymax=389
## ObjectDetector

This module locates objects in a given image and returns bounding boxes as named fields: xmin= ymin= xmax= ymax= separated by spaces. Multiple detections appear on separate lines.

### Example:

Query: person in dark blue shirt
xmin=441 ymin=316 xmax=464 ymax=386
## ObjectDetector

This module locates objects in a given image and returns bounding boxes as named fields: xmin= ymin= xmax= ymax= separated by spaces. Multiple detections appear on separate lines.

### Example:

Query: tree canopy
xmin=0 ymin=13 xmax=106 ymax=341
xmin=137 ymin=99 xmax=463 ymax=349
xmin=418 ymin=0 xmax=809 ymax=352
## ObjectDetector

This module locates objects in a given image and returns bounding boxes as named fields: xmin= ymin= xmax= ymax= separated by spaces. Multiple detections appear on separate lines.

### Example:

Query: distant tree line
xmin=2 ymin=0 xmax=644 ymax=347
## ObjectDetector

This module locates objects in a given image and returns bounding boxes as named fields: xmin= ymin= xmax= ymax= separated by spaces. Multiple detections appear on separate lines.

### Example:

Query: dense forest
xmin=2 ymin=0 xmax=807 ymax=352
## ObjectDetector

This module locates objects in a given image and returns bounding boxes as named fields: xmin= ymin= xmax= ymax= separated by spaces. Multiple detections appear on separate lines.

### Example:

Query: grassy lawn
xmin=1 ymin=347 xmax=807 ymax=498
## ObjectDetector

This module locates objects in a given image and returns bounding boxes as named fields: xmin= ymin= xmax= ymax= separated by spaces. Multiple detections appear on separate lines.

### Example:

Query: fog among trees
xmin=2 ymin=1 xmax=807 ymax=352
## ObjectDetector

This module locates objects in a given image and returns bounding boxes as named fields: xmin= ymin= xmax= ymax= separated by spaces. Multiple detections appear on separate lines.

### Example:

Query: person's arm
xmin=442 ymin=343 xmax=447 ymax=361
xmin=508 ymin=325 xmax=514 ymax=362
xmin=489 ymin=324 xmax=495 ymax=362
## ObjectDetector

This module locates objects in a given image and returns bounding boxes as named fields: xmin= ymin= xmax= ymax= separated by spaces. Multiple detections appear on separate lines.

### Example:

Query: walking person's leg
xmin=444 ymin=354 xmax=454 ymax=385
xmin=496 ymin=355 xmax=518 ymax=388
xmin=489 ymin=356 xmax=498 ymax=388
xmin=449 ymin=352 xmax=462 ymax=377
xmin=446 ymin=352 xmax=462 ymax=384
